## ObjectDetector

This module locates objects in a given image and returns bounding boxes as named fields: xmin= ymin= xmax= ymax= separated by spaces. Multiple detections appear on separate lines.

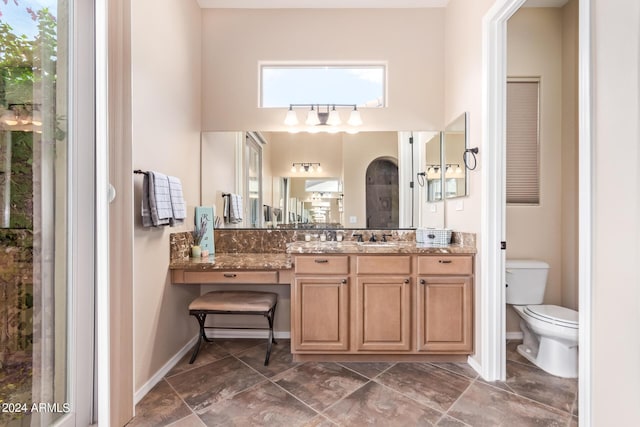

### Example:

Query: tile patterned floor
xmin=126 ymin=339 xmax=578 ymax=427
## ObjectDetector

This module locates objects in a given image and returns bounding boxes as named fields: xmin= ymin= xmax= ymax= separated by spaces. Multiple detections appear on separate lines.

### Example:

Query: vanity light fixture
xmin=291 ymin=162 xmax=322 ymax=173
xmin=284 ymin=104 xmax=363 ymax=132
xmin=445 ymin=164 xmax=463 ymax=177
xmin=1 ymin=104 xmax=42 ymax=130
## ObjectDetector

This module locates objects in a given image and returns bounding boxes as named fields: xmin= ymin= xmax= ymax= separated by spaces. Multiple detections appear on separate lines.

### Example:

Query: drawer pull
xmin=420 ymin=279 xmax=426 ymax=285
xmin=341 ymin=279 xmax=347 ymax=284
xmin=314 ymin=259 xmax=329 ymax=264
xmin=438 ymin=260 xmax=453 ymax=264
xmin=223 ymin=273 xmax=237 ymax=278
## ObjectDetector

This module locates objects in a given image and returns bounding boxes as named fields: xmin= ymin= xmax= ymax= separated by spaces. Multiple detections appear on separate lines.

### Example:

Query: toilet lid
xmin=524 ymin=305 xmax=579 ymax=328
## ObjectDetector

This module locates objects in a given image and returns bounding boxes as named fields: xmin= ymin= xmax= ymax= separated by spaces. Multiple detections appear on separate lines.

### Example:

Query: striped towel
xmin=168 ymin=175 xmax=186 ymax=226
xmin=223 ymin=193 xmax=243 ymax=224
xmin=150 ymin=171 xmax=172 ymax=226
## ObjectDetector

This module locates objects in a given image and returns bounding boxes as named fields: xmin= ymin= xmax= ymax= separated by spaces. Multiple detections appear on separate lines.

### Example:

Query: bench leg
xmin=189 ymin=312 xmax=212 ymax=364
xmin=264 ymin=304 xmax=278 ymax=366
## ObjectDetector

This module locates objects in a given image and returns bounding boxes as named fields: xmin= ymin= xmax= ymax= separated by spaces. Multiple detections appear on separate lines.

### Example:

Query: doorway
xmin=365 ymin=158 xmax=399 ymax=228
xmin=482 ymin=0 xmax=591 ymax=424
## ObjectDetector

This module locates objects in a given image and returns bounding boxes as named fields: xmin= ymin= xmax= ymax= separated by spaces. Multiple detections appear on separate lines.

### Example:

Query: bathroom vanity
xmin=169 ymin=231 xmax=476 ymax=363
xmin=288 ymin=242 xmax=475 ymax=362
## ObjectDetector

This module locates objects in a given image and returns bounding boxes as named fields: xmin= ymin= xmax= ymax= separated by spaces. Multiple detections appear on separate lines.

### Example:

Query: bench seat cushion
xmin=189 ymin=291 xmax=277 ymax=312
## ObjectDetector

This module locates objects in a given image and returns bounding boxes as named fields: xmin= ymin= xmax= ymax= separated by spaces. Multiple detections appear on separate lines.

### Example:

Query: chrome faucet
xmin=352 ymin=233 xmax=364 ymax=242
xmin=369 ymin=234 xmax=377 ymax=242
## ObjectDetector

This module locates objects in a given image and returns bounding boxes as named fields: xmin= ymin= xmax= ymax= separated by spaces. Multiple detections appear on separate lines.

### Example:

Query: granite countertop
xmin=169 ymin=253 xmax=292 ymax=270
xmin=286 ymin=241 xmax=477 ymax=255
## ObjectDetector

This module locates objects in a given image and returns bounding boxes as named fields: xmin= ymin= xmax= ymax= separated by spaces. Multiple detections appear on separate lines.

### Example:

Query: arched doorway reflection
xmin=365 ymin=157 xmax=399 ymax=228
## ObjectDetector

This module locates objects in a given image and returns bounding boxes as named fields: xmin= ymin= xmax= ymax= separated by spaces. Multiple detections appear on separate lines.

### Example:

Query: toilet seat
xmin=524 ymin=305 xmax=578 ymax=329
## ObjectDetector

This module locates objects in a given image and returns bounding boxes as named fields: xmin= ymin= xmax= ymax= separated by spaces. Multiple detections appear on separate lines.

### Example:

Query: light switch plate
xmin=349 ymin=216 xmax=357 ymax=223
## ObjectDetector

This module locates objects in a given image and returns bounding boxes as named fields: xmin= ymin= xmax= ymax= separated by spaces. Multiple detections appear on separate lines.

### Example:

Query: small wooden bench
xmin=188 ymin=290 xmax=278 ymax=365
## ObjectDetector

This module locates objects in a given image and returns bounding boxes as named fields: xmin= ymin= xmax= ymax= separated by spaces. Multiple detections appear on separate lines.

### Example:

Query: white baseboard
xmin=134 ymin=330 xmax=291 ymax=405
xmin=134 ymin=335 xmax=198 ymax=405
xmin=506 ymin=331 xmax=523 ymax=340
xmin=467 ymin=355 xmax=482 ymax=377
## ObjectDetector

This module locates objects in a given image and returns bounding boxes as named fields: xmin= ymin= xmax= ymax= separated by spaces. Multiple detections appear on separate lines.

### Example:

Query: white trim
xmin=95 ymin=0 xmax=110 ymax=424
xmin=198 ymin=0 xmax=448 ymax=9
xmin=481 ymin=0 xmax=527 ymax=382
xmin=466 ymin=355 xmax=483 ymax=377
xmin=578 ymin=0 xmax=593 ymax=424
xmin=506 ymin=331 xmax=524 ymax=340
xmin=134 ymin=336 xmax=199 ymax=405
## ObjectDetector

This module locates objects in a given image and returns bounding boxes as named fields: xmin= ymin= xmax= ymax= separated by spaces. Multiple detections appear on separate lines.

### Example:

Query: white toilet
xmin=506 ymin=259 xmax=579 ymax=378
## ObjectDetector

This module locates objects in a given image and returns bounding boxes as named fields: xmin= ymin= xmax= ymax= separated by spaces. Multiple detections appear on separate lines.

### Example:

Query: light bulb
xmin=305 ymin=107 xmax=320 ymax=126
xmin=284 ymin=107 xmax=298 ymax=126
xmin=291 ymin=165 xmax=297 ymax=173
xmin=455 ymin=165 xmax=462 ymax=175
xmin=327 ymin=107 xmax=341 ymax=126
xmin=317 ymin=165 xmax=322 ymax=172
xmin=347 ymin=107 xmax=362 ymax=126
xmin=308 ymin=164 xmax=315 ymax=172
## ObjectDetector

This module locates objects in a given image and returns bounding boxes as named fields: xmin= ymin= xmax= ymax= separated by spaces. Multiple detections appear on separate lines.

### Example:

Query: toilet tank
xmin=505 ymin=259 xmax=550 ymax=305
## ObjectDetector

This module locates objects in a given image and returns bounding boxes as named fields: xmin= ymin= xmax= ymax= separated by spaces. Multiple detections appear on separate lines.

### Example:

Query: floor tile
xmin=237 ymin=339 xmax=299 ymax=378
xmin=338 ymin=362 xmax=394 ymax=379
xmin=198 ymin=381 xmax=318 ymax=427
xmin=166 ymin=414 xmax=206 ymax=427
xmin=209 ymin=338 xmax=264 ymax=355
xmin=274 ymin=362 xmax=369 ymax=411
xmin=376 ymin=363 xmax=471 ymax=412
xmin=166 ymin=341 xmax=231 ymax=378
xmin=323 ymin=381 xmax=443 ymax=426
xmin=428 ymin=362 xmax=479 ymax=380
xmin=302 ymin=415 xmax=338 ymax=426
xmin=448 ymin=382 xmax=570 ymax=427
xmin=436 ymin=415 xmax=471 ymax=427
xmin=505 ymin=361 xmax=577 ymax=413
xmin=568 ymin=415 xmax=579 ymax=427
xmin=166 ymin=357 xmax=265 ymax=412
xmin=506 ymin=340 xmax=534 ymax=366
xmin=127 ymin=380 xmax=192 ymax=426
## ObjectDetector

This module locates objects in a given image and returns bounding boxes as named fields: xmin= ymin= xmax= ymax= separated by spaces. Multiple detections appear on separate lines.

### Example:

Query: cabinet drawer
xmin=417 ymin=256 xmax=473 ymax=275
xmin=295 ymin=256 xmax=349 ymax=275
xmin=356 ymin=255 xmax=411 ymax=275
xmin=182 ymin=271 xmax=278 ymax=284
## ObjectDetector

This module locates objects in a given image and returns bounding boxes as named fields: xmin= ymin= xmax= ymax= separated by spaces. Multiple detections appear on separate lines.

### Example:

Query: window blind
xmin=506 ymin=80 xmax=540 ymax=204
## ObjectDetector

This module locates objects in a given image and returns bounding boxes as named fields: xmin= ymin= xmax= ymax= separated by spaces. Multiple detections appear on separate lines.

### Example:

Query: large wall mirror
xmin=201 ymin=130 xmax=440 ymax=229
xmin=443 ymin=112 xmax=468 ymax=199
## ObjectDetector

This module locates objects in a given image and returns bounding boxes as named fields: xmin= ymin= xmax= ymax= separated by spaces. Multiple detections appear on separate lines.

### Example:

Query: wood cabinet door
xmin=417 ymin=276 xmax=473 ymax=352
xmin=355 ymin=276 xmax=412 ymax=351
xmin=292 ymin=277 xmax=349 ymax=351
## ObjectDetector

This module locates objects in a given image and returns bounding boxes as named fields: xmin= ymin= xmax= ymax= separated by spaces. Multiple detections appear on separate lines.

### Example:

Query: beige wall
xmin=505 ymin=8 xmax=566 ymax=332
xmin=131 ymin=0 xmax=202 ymax=391
xmin=443 ymin=0 xmax=496 ymax=369
xmin=592 ymin=0 xmax=640 ymax=422
xmin=560 ymin=0 xmax=579 ymax=311
xmin=201 ymin=8 xmax=445 ymax=132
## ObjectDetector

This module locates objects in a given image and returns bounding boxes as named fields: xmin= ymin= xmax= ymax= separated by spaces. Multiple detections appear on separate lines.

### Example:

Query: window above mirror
xmin=260 ymin=63 xmax=387 ymax=108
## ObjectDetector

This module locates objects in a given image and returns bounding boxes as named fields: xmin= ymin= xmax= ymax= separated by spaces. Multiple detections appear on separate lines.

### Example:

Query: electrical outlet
xmin=349 ymin=216 xmax=357 ymax=224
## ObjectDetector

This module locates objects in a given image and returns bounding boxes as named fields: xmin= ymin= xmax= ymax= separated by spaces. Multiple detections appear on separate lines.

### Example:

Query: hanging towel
xmin=223 ymin=193 xmax=243 ymax=224
xmin=141 ymin=174 xmax=154 ymax=227
xmin=168 ymin=175 xmax=186 ymax=226
xmin=149 ymin=171 xmax=172 ymax=226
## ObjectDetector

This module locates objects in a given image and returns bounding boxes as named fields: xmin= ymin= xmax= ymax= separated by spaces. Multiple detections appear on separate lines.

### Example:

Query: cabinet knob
xmin=341 ymin=279 xmax=347 ymax=284
xmin=438 ymin=260 xmax=453 ymax=264
xmin=420 ymin=279 xmax=426 ymax=285
xmin=404 ymin=278 xmax=410 ymax=284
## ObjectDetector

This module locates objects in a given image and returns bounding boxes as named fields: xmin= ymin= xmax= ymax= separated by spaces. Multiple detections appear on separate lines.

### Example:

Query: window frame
xmin=258 ymin=62 xmax=388 ymax=108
